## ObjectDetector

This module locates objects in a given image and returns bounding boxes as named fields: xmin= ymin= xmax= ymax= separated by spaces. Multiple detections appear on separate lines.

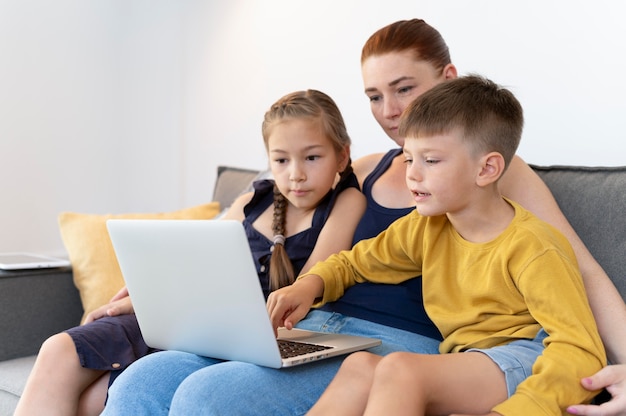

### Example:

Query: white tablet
xmin=0 ymin=252 xmax=71 ymax=270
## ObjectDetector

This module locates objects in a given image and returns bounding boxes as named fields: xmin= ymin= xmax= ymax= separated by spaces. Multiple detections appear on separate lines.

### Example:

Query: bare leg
xmin=14 ymin=333 xmax=107 ymax=416
xmin=363 ymin=351 xmax=507 ymax=416
xmin=307 ymin=351 xmax=383 ymax=416
xmin=77 ymin=372 xmax=110 ymax=416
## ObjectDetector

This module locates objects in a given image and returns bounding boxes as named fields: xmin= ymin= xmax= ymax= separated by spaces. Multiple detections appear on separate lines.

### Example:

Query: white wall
xmin=1 ymin=0 xmax=624 ymax=256
xmin=0 ymin=0 xmax=185 ymax=254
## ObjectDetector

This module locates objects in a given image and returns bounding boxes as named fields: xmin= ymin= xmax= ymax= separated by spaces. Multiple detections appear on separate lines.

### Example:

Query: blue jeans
xmin=102 ymin=310 xmax=440 ymax=415
xmin=469 ymin=328 xmax=547 ymax=397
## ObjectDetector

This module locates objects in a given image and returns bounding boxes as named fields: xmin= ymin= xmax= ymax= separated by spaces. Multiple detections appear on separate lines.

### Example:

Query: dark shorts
xmin=65 ymin=313 xmax=160 ymax=387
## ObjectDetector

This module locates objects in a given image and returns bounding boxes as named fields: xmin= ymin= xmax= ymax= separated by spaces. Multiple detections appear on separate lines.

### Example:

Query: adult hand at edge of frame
xmin=567 ymin=365 xmax=626 ymax=416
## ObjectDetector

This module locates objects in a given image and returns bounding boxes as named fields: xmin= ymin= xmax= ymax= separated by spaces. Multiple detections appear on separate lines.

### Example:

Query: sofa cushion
xmin=0 ymin=355 xmax=36 ymax=415
xmin=58 ymin=202 xmax=221 ymax=323
xmin=531 ymin=164 xmax=626 ymax=299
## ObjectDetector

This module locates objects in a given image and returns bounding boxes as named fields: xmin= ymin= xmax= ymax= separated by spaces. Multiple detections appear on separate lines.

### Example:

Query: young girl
xmin=14 ymin=89 xmax=365 ymax=416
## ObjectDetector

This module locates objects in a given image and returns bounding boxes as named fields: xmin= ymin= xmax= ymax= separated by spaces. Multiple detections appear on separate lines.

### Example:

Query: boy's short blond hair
xmin=398 ymin=74 xmax=523 ymax=167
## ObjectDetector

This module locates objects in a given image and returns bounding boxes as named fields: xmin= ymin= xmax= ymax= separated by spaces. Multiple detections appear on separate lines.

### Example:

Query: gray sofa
xmin=1 ymin=164 xmax=625 ymax=415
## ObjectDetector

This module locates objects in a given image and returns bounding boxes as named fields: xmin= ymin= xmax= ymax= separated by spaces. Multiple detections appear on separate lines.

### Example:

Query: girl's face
xmin=361 ymin=50 xmax=457 ymax=147
xmin=267 ymin=118 xmax=347 ymax=212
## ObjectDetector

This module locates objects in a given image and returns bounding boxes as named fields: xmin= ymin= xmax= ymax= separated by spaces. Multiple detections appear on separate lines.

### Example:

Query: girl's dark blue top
xmin=243 ymin=173 xmax=359 ymax=299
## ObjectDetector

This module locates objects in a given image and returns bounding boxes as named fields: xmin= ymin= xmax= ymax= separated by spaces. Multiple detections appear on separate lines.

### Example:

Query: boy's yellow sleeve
xmin=302 ymin=213 xmax=425 ymax=305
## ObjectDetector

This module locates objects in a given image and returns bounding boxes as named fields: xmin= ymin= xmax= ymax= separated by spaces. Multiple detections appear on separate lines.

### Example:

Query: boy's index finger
xmin=269 ymin=304 xmax=287 ymax=336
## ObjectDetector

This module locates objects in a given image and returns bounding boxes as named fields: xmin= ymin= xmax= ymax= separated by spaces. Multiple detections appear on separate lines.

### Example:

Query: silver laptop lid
xmin=107 ymin=219 xmax=381 ymax=368
xmin=107 ymin=219 xmax=284 ymax=368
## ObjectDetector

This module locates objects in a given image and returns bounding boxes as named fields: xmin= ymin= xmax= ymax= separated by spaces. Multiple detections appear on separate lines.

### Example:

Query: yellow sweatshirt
xmin=306 ymin=199 xmax=606 ymax=415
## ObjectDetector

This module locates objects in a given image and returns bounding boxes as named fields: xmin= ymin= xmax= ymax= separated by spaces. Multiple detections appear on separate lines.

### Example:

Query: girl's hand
xmin=109 ymin=285 xmax=129 ymax=302
xmin=82 ymin=295 xmax=134 ymax=324
xmin=567 ymin=365 xmax=626 ymax=415
xmin=266 ymin=275 xmax=324 ymax=336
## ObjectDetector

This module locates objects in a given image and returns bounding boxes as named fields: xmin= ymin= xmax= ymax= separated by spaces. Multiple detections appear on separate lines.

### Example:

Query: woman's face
xmin=361 ymin=50 xmax=456 ymax=147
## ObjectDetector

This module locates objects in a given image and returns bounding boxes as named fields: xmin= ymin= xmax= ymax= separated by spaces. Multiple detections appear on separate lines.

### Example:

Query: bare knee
xmin=344 ymin=351 xmax=382 ymax=367
xmin=374 ymin=352 xmax=427 ymax=385
xmin=340 ymin=351 xmax=381 ymax=379
xmin=37 ymin=332 xmax=78 ymax=365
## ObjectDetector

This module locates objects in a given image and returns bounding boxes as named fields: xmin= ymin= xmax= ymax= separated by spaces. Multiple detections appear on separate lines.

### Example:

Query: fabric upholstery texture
xmin=212 ymin=166 xmax=264 ymax=211
xmin=0 ymin=356 xmax=36 ymax=414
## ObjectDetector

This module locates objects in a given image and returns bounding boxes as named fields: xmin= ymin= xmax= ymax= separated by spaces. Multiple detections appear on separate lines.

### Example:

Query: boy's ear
xmin=476 ymin=152 xmax=505 ymax=187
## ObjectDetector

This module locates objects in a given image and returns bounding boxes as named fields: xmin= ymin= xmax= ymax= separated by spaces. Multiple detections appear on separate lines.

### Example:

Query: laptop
xmin=106 ymin=219 xmax=381 ymax=368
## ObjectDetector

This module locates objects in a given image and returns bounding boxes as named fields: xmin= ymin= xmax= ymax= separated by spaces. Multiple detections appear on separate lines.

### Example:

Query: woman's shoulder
xmin=352 ymin=152 xmax=386 ymax=185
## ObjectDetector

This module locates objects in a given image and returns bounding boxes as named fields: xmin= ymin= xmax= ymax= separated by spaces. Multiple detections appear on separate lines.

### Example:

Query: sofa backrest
xmin=531 ymin=164 xmax=626 ymax=300
xmin=212 ymin=166 xmax=262 ymax=210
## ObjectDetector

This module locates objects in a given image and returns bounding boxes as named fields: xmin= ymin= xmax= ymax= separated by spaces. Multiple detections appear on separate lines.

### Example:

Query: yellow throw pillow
xmin=58 ymin=202 xmax=221 ymax=323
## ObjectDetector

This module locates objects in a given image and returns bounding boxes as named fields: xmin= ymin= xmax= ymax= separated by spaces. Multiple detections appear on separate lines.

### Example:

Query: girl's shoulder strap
xmin=243 ymin=179 xmax=275 ymax=223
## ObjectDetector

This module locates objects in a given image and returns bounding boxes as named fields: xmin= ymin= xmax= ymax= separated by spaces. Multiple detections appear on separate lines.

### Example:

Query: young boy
xmin=267 ymin=75 xmax=607 ymax=415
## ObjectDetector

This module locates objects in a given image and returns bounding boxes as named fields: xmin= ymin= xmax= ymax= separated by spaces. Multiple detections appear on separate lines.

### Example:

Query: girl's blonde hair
xmin=261 ymin=89 xmax=353 ymax=291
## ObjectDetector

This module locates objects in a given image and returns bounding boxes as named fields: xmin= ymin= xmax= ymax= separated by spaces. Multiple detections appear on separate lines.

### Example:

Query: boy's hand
xmin=267 ymin=275 xmax=324 ymax=337
xmin=566 ymin=365 xmax=626 ymax=415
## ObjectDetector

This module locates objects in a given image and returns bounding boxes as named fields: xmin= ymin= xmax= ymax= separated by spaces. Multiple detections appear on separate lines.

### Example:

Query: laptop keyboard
xmin=278 ymin=339 xmax=333 ymax=358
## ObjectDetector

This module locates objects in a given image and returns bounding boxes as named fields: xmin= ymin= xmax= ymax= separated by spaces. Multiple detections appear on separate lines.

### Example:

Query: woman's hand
xmin=266 ymin=275 xmax=324 ymax=336
xmin=82 ymin=288 xmax=134 ymax=324
xmin=566 ymin=365 xmax=626 ymax=415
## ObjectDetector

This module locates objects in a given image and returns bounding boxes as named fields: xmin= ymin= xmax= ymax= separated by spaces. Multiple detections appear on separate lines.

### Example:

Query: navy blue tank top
xmin=320 ymin=149 xmax=442 ymax=340
xmin=243 ymin=173 xmax=359 ymax=299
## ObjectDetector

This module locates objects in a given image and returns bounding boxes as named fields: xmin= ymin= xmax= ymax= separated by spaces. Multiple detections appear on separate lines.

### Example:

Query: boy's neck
xmin=446 ymin=193 xmax=515 ymax=243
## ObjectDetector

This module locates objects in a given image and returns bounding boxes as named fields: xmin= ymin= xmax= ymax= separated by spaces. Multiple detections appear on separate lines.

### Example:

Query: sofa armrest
xmin=0 ymin=267 xmax=83 ymax=361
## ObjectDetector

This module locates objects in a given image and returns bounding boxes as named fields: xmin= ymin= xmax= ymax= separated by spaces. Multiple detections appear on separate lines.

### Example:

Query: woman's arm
xmin=299 ymin=187 xmax=366 ymax=273
xmin=501 ymin=156 xmax=626 ymax=414
xmin=500 ymin=156 xmax=626 ymax=365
